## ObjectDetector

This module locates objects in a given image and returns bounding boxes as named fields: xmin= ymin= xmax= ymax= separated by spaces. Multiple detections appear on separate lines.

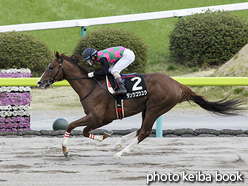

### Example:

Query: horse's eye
xmin=49 ymin=66 xmax=53 ymax=70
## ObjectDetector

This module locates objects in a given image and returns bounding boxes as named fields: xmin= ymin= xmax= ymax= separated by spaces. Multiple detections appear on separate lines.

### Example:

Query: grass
xmin=31 ymin=87 xmax=82 ymax=110
xmin=1 ymin=0 xmax=248 ymax=69
xmin=30 ymin=85 xmax=248 ymax=111
xmin=30 ymin=83 xmax=248 ymax=111
xmin=2 ymin=0 xmax=248 ymax=110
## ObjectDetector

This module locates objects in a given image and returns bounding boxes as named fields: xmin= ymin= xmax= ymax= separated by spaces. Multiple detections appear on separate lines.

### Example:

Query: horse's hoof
xmin=64 ymin=151 xmax=69 ymax=157
xmin=62 ymin=146 xmax=69 ymax=157
xmin=114 ymin=143 xmax=122 ymax=150
xmin=113 ymin=153 xmax=122 ymax=160
xmin=103 ymin=132 xmax=111 ymax=140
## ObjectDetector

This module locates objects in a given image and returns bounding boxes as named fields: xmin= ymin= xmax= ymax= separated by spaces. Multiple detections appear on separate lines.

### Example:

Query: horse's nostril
xmin=37 ymin=81 xmax=41 ymax=85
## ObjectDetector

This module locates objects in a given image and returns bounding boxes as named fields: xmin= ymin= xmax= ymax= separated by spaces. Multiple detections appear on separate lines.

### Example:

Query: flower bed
xmin=0 ymin=69 xmax=31 ymax=131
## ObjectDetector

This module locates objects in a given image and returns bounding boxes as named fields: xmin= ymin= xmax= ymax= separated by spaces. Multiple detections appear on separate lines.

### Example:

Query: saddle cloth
xmin=106 ymin=73 xmax=148 ymax=99
xmin=106 ymin=73 xmax=148 ymax=120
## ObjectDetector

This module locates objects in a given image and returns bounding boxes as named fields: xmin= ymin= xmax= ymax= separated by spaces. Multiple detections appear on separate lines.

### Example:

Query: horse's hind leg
xmin=113 ymin=110 xmax=157 ymax=159
xmin=114 ymin=130 xmax=138 ymax=149
xmin=114 ymin=109 xmax=146 ymax=149
xmin=113 ymin=137 xmax=139 ymax=159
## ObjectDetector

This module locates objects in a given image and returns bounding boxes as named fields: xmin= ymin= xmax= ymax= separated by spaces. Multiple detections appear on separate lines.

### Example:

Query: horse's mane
xmin=58 ymin=53 xmax=106 ymax=80
xmin=60 ymin=53 xmax=89 ymax=74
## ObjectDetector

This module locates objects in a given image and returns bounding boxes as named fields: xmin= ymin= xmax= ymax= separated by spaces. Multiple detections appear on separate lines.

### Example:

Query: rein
xmin=80 ymin=80 xmax=97 ymax=102
xmin=93 ymin=77 xmax=115 ymax=100
xmin=51 ymin=57 xmax=114 ymax=102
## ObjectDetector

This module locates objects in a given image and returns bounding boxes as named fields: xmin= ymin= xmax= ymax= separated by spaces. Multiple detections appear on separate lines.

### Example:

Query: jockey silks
xmin=97 ymin=46 xmax=126 ymax=64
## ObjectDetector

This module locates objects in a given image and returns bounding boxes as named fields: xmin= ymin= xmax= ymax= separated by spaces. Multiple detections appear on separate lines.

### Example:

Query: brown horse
xmin=37 ymin=51 xmax=244 ymax=159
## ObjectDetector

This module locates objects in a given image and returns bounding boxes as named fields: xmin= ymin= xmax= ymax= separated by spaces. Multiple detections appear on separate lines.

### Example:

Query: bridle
xmin=47 ymin=57 xmax=113 ymax=102
xmin=48 ymin=57 xmax=90 ymax=85
xmin=48 ymin=57 xmax=66 ymax=85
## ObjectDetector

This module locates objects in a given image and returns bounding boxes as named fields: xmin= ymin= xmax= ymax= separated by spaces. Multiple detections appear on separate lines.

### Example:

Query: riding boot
xmin=115 ymin=77 xmax=127 ymax=95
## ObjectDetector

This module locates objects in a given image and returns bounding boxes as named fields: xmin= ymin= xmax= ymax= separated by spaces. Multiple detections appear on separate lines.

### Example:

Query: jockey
xmin=83 ymin=46 xmax=135 ymax=95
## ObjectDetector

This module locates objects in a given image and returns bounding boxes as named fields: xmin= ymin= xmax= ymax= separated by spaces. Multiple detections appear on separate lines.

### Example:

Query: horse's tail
xmin=179 ymin=84 xmax=245 ymax=116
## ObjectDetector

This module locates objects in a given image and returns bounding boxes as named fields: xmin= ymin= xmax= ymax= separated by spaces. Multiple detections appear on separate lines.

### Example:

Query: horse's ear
xmin=54 ymin=51 xmax=60 ymax=60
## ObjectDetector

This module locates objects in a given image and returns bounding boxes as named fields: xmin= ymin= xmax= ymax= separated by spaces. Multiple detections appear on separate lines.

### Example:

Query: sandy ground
xmin=0 ymin=137 xmax=248 ymax=186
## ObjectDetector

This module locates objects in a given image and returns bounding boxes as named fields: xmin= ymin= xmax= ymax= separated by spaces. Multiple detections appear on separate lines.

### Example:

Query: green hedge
xmin=0 ymin=32 xmax=53 ymax=76
xmin=73 ymin=28 xmax=147 ymax=73
xmin=169 ymin=11 xmax=248 ymax=67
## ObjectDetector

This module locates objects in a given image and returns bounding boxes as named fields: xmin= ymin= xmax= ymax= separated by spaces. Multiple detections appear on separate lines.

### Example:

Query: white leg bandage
xmin=62 ymin=132 xmax=70 ymax=147
xmin=89 ymin=134 xmax=103 ymax=142
xmin=114 ymin=137 xmax=139 ymax=159
xmin=121 ymin=130 xmax=137 ymax=141
xmin=115 ymin=130 xmax=137 ymax=149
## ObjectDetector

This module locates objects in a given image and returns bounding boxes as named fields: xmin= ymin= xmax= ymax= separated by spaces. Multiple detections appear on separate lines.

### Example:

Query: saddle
xmin=106 ymin=73 xmax=148 ymax=120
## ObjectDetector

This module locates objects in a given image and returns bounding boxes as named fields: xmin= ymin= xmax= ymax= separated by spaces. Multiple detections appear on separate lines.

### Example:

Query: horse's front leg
xmin=83 ymin=124 xmax=111 ymax=142
xmin=62 ymin=114 xmax=111 ymax=157
xmin=62 ymin=114 xmax=94 ymax=157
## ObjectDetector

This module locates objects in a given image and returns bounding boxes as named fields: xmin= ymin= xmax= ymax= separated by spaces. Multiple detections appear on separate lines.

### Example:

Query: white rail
xmin=1 ymin=3 xmax=248 ymax=32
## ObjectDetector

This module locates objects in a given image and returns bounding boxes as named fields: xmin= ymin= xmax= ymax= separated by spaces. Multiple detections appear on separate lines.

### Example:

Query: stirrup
xmin=115 ymin=87 xmax=127 ymax=94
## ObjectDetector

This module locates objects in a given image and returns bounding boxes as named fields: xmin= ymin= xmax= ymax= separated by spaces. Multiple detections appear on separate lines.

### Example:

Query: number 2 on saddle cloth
xmin=106 ymin=73 xmax=148 ymax=119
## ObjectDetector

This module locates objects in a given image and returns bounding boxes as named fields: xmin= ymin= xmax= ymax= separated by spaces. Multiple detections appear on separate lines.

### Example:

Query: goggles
xmin=87 ymin=60 xmax=92 ymax=66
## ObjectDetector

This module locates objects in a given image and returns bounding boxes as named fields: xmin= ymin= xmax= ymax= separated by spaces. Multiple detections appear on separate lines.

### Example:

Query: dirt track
xmin=0 ymin=137 xmax=248 ymax=185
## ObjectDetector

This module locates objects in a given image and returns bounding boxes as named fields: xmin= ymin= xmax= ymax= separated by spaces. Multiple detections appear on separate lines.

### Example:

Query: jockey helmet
xmin=83 ymin=48 xmax=97 ymax=61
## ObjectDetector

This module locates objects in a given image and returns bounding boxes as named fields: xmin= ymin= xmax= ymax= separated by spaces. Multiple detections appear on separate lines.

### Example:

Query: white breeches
xmin=108 ymin=49 xmax=135 ymax=74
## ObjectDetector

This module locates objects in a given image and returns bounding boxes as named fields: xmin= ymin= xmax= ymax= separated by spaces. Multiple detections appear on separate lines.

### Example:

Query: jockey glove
xmin=88 ymin=72 xmax=94 ymax=78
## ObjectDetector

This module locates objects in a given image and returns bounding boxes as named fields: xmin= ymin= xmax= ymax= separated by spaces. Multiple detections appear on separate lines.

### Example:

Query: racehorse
xmin=37 ymin=51 xmax=245 ymax=159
